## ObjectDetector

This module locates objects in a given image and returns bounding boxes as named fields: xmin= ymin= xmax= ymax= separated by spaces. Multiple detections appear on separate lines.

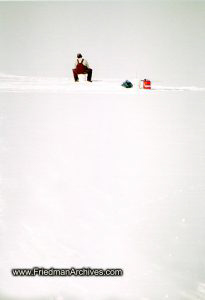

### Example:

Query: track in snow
xmin=0 ymin=74 xmax=204 ymax=94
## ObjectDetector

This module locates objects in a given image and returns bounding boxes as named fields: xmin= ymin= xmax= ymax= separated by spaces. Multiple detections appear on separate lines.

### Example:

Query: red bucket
xmin=143 ymin=79 xmax=151 ymax=89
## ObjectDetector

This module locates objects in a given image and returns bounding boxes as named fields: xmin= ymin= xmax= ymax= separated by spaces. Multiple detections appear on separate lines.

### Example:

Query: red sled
xmin=139 ymin=79 xmax=151 ymax=89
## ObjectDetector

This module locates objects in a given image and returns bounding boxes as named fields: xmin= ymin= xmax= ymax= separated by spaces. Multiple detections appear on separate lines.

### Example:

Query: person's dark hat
xmin=77 ymin=53 xmax=82 ymax=58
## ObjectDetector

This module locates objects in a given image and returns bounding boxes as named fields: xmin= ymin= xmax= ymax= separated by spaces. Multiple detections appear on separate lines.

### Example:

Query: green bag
xmin=121 ymin=80 xmax=133 ymax=88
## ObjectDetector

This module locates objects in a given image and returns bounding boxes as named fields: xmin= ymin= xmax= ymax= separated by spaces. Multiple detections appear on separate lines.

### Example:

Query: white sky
xmin=0 ymin=1 xmax=204 ymax=84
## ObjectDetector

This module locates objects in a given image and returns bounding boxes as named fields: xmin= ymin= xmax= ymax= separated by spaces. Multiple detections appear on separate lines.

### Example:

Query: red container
xmin=143 ymin=79 xmax=151 ymax=89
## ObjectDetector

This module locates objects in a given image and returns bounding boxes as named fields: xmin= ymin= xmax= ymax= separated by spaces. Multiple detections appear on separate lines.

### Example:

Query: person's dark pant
xmin=72 ymin=68 xmax=92 ymax=82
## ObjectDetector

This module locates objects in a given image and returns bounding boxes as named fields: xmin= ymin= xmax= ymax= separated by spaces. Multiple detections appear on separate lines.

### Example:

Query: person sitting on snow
xmin=72 ymin=53 xmax=92 ymax=82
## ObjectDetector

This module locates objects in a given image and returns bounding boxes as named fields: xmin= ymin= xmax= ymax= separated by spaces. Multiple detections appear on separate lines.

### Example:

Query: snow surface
xmin=0 ymin=75 xmax=205 ymax=300
xmin=0 ymin=74 xmax=204 ymax=94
